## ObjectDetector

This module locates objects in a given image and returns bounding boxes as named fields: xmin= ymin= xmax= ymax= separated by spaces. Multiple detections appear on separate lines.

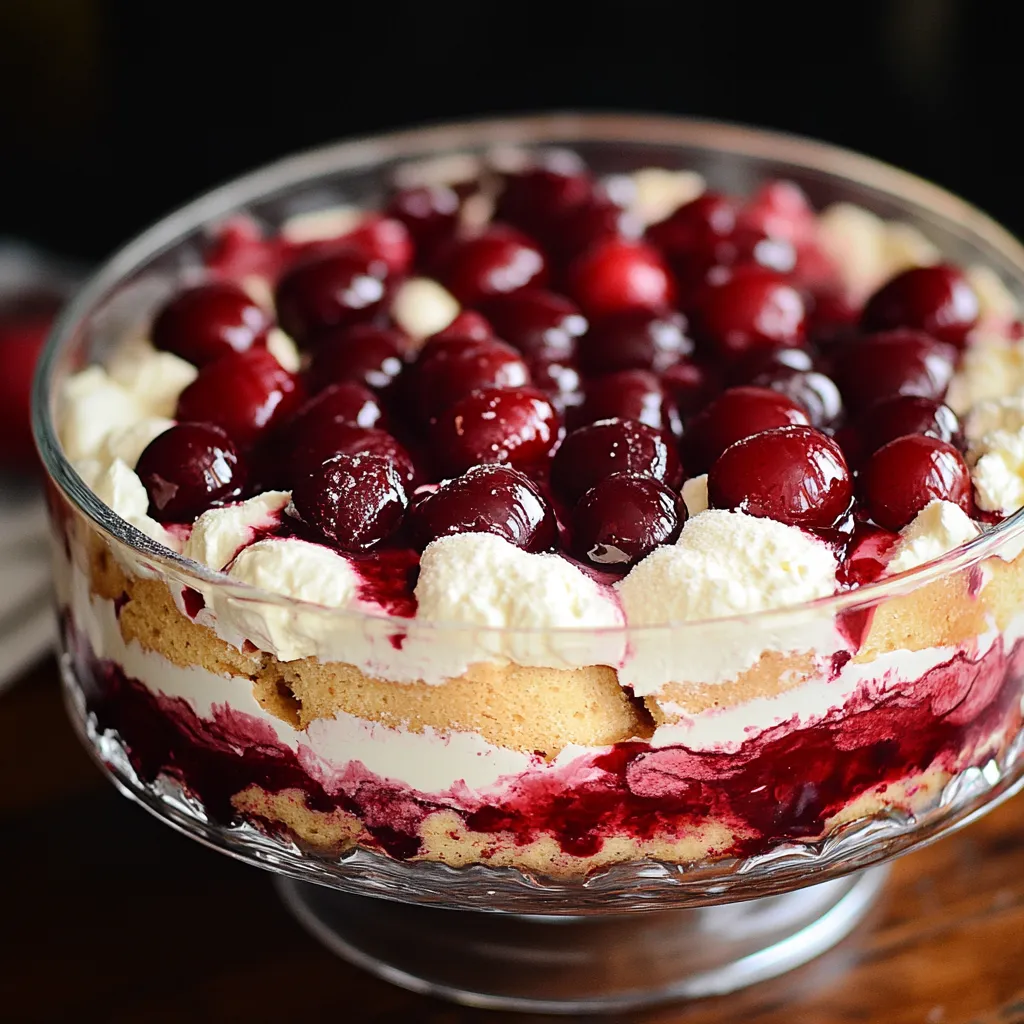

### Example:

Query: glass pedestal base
xmin=276 ymin=866 xmax=888 ymax=1014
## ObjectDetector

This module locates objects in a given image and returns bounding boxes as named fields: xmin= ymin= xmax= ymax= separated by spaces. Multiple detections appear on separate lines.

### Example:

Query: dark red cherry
xmin=308 ymin=324 xmax=408 ymax=393
xmin=551 ymin=418 xmax=683 ymax=504
xmin=406 ymin=464 xmax=557 ymax=552
xmin=831 ymin=329 xmax=956 ymax=414
xmin=410 ymin=339 xmax=530 ymax=422
xmin=737 ymin=180 xmax=818 ymax=246
xmin=691 ymin=265 xmax=807 ymax=363
xmin=685 ymin=386 xmax=810 ymax=473
xmin=274 ymin=248 xmax=390 ymax=345
xmin=291 ymin=452 xmax=407 ymax=552
xmin=708 ymin=425 xmax=853 ymax=529
xmin=482 ymin=290 xmax=587 ymax=363
xmin=576 ymin=369 xmax=682 ymax=438
xmin=175 ymin=347 xmax=305 ymax=446
xmin=340 ymin=216 xmax=414 ymax=276
xmin=861 ymin=264 xmax=980 ymax=348
xmin=567 ymin=239 xmax=676 ymax=318
xmin=441 ymin=226 xmax=549 ymax=307
xmin=202 ymin=216 xmax=278 ymax=279
xmin=579 ymin=309 xmax=693 ymax=376
xmin=419 ymin=310 xmax=495 ymax=353
xmin=807 ymin=287 xmax=860 ymax=347
xmin=552 ymin=197 xmax=640 ymax=263
xmin=430 ymin=386 xmax=560 ymax=476
xmin=287 ymin=422 xmax=416 ymax=487
xmin=646 ymin=191 xmax=738 ymax=285
xmin=494 ymin=164 xmax=593 ymax=243
xmin=857 ymin=395 xmax=962 ymax=456
xmin=660 ymin=359 xmax=722 ymax=416
xmin=728 ymin=344 xmax=815 ymax=385
xmin=859 ymin=434 xmax=972 ymax=531
xmin=136 ymin=423 xmax=246 ymax=523
xmin=387 ymin=185 xmax=460 ymax=268
xmin=151 ymin=281 xmax=272 ymax=367
xmin=749 ymin=368 xmax=844 ymax=431
xmin=288 ymin=381 xmax=382 ymax=433
xmin=572 ymin=473 xmax=685 ymax=570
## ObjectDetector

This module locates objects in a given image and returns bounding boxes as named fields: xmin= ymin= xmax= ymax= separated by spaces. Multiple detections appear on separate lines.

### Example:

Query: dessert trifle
xmin=42 ymin=126 xmax=1024 ymax=884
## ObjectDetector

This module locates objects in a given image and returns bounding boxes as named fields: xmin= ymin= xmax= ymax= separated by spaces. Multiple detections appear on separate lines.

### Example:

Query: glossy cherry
xmin=748 ymin=367 xmax=844 ymax=431
xmin=386 ymin=185 xmax=461 ymax=268
xmin=708 ymin=425 xmax=853 ymax=529
xmin=571 ymin=473 xmax=685 ymax=570
xmin=482 ymin=290 xmax=587 ymax=363
xmin=660 ymin=359 xmax=722 ymax=416
xmin=579 ymin=309 xmax=693 ymax=376
xmin=136 ymin=423 xmax=246 ymax=523
xmin=291 ymin=452 xmax=408 ymax=552
xmin=685 ymin=386 xmax=810 ymax=473
xmin=552 ymin=197 xmax=640 ymax=263
xmin=175 ymin=347 xmax=304 ymax=446
xmin=419 ymin=310 xmax=495 ymax=352
xmin=340 ymin=215 xmax=414 ymax=276
xmin=728 ymin=344 xmax=815 ymax=385
xmin=274 ymin=248 xmax=390 ymax=345
xmin=286 ymin=422 xmax=416 ymax=487
xmin=494 ymin=163 xmax=593 ymax=243
xmin=859 ymin=434 xmax=972 ymax=531
xmin=861 ymin=264 xmax=980 ymax=348
xmin=288 ymin=381 xmax=382 ymax=433
xmin=551 ymin=418 xmax=683 ymax=504
xmin=430 ymin=386 xmax=560 ymax=475
xmin=567 ymin=239 xmax=676 ymax=318
xmin=576 ymin=369 xmax=682 ymax=438
xmin=308 ymin=324 xmax=408 ymax=393
xmin=690 ymin=265 xmax=807 ymax=363
xmin=856 ymin=395 xmax=962 ymax=456
xmin=645 ymin=191 xmax=738 ymax=287
xmin=831 ymin=329 xmax=957 ymax=413
xmin=440 ymin=226 xmax=549 ymax=307
xmin=405 ymin=464 xmax=558 ymax=552
xmin=409 ymin=338 xmax=530 ymax=422
xmin=151 ymin=281 xmax=272 ymax=367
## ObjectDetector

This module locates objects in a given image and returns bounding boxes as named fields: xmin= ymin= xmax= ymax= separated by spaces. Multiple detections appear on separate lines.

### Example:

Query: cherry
xmin=552 ymin=197 xmax=640 ymax=263
xmin=576 ymin=369 xmax=682 ymax=438
xmin=859 ymin=434 xmax=972 ymax=531
xmin=409 ymin=338 xmax=530 ymax=422
xmin=482 ymin=290 xmax=587 ymax=363
xmin=419 ymin=310 xmax=495 ymax=352
xmin=551 ymin=418 xmax=683 ymax=504
xmin=440 ymin=226 xmax=549 ymax=307
xmin=807 ymin=287 xmax=860 ymax=347
xmin=274 ymin=248 xmax=390 ymax=345
xmin=685 ymin=386 xmax=810 ymax=473
xmin=203 ymin=216 xmax=280 ymax=279
xmin=136 ymin=423 xmax=246 ymax=523
xmin=579 ymin=309 xmax=693 ymax=376
xmin=494 ymin=164 xmax=593 ymax=243
xmin=646 ymin=191 xmax=738 ymax=286
xmin=288 ymin=381 xmax=382 ymax=433
xmin=387 ymin=185 xmax=460 ymax=268
xmin=308 ymin=324 xmax=408 ymax=393
xmin=571 ymin=473 xmax=685 ymax=570
xmin=430 ymin=386 xmax=560 ymax=476
xmin=406 ymin=464 xmax=557 ymax=552
xmin=567 ymin=239 xmax=676 ymax=318
xmin=340 ymin=216 xmax=414 ymax=276
xmin=291 ymin=452 xmax=408 ymax=552
xmin=660 ymin=359 xmax=722 ymax=416
xmin=708 ymin=425 xmax=852 ymax=529
xmin=831 ymin=329 xmax=956 ymax=414
xmin=151 ymin=280 xmax=271 ymax=368
xmin=690 ymin=265 xmax=807 ymax=363
xmin=856 ymin=395 xmax=962 ymax=457
xmin=749 ymin=367 xmax=844 ymax=431
xmin=175 ymin=347 xmax=304 ymax=446
xmin=861 ymin=264 xmax=979 ymax=348
xmin=285 ymin=422 xmax=416 ymax=487
xmin=728 ymin=344 xmax=815 ymax=385
xmin=737 ymin=180 xmax=818 ymax=246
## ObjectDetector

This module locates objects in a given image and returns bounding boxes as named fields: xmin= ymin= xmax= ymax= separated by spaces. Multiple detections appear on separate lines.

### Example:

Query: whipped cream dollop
xmin=184 ymin=491 xmax=291 ymax=571
xmin=946 ymin=332 xmax=1024 ymax=415
xmin=681 ymin=474 xmax=709 ymax=517
xmin=886 ymin=500 xmax=981 ymax=575
xmin=618 ymin=509 xmax=841 ymax=691
xmin=87 ymin=458 xmax=181 ymax=552
xmin=105 ymin=338 xmax=198 ymax=418
xmin=965 ymin=395 xmax=1024 ymax=514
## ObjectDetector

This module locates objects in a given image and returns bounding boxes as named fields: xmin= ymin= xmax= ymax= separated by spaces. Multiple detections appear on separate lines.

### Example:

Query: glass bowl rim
xmin=31 ymin=111 xmax=1024 ymax=636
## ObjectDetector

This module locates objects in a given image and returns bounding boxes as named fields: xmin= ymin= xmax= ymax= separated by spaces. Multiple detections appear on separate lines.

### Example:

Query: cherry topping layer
xmin=175 ymin=348 xmax=304 ymax=446
xmin=430 ymin=386 xmax=560 ymax=476
xmin=152 ymin=281 xmax=271 ymax=368
xmin=579 ymin=309 xmax=692 ymax=376
xmin=861 ymin=264 xmax=980 ymax=349
xmin=406 ymin=464 xmax=557 ymax=552
xmin=859 ymin=434 xmax=972 ymax=531
xmin=136 ymin=423 xmax=246 ymax=523
xmin=572 ymin=473 xmax=685 ymax=570
xmin=291 ymin=453 xmax=408 ymax=552
xmin=685 ymin=385 xmax=811 ymax=474
xmin=708 ymin=425 xmax=852 ymax=529
xmin=551 ymin=418 xmax=683 ymax=504
xmin=274 ymin=249 xmax=390 ymax=345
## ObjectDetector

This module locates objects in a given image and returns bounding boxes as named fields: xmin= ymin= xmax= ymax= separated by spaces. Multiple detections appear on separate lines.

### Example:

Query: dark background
xmin=0 ymin=1 xmax=1018 ymax=265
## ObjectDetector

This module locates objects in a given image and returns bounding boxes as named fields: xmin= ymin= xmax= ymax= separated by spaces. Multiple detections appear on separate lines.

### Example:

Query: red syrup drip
xmin=67 ymin=607 xmax=1024 ymax=865
xmin=182 ymin=588 xmax=205 ymax=620
xmin=350 ymin=548 xmax=420 ymax=618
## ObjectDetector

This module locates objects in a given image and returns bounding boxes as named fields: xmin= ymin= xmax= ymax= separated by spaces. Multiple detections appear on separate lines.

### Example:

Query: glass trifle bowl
xmin=34 ymin=114 xmax=1024 ymax=1014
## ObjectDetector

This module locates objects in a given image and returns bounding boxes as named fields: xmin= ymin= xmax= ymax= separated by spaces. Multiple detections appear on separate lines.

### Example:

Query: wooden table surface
xmin=3 ymin=657 xmax=1024 ymax=1024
